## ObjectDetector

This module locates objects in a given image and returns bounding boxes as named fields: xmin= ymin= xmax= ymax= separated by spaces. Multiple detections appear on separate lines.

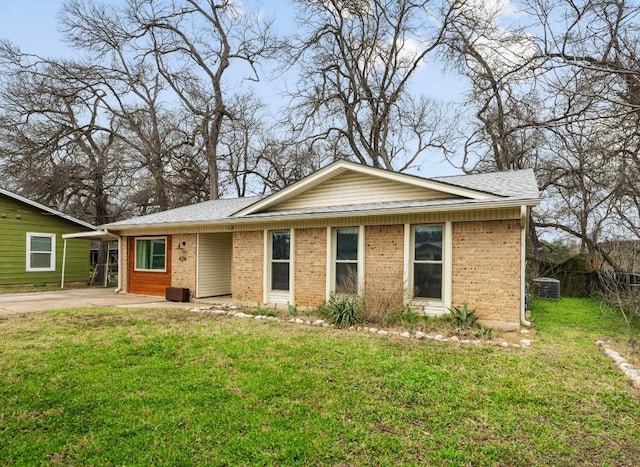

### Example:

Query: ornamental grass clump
xmin=323 ymin=294 xmax=363 ymax=327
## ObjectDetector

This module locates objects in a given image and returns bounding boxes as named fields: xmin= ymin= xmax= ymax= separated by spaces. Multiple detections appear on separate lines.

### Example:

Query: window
xmin=270 ymin=230 xmax=290 ymax=291
xmin=335 ymin=227 xmax=358 ymax=293
xmin=413 ymin=224 xmax=443 ymax=300
xmin=26 ymin=233 xmax=56 ymax=272
xmin=135 ymin=237 xmax=166 ymax=271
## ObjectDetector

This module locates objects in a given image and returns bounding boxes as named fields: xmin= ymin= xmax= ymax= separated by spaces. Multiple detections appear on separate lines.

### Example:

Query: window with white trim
xmin=270 ymin=230 xmax=290 ymax=291
xmin=26 ymin=233 xmax=56 ymax=272
xmin=135 ymin=237 xmax=167 ymax=271
xmin=334 ymin=227 xmax=359 ymax=294
xmin=412 ymin=224 xmax=443 ymax=300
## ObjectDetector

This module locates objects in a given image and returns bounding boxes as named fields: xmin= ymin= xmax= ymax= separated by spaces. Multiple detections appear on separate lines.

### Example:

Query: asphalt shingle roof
xmin=102 ymin=167 xmax=539 ymax=229
xmin=104 ymin=196 xmax=261 ymax=228
xmin=432 ymin=169 xmax=539 ymax=199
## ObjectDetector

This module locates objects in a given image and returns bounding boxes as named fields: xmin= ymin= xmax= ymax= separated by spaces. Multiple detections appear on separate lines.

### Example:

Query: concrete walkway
xmin=0 ymin=288 xmax=196 ymax=315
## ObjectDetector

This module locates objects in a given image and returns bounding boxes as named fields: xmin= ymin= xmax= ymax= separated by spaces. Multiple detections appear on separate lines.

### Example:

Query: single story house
xmin=103 ymin=161 xmax=540 ymax=329
xmin=0 ymin=188 xmax=95 ymax=286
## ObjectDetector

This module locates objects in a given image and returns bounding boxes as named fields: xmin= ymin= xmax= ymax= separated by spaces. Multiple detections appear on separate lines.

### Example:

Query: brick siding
xmin=294 ymin=228 xmax=327 ymax=306
xmin=171 ymin=233 xmax=197 ymax=297
xmin=121 ymin=237 xmax=129 ymax=293
xmin=451 ymin=220 xmax=521 ymax=325
xmin=364 ymin=224 xmax=405 ymax=311
xmin=231 ymin=230 xmax=264 ymax=303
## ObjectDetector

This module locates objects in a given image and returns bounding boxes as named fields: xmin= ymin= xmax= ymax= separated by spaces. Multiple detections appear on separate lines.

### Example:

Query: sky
xmin=0 ymin=1 xmax=66 ymax=57
xmin=0 ymin=0 xmax=466 ymax=177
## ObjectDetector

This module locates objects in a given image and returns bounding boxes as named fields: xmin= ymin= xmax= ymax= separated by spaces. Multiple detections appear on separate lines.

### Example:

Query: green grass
xmin=0 ymin=298 xmax=638 ymax=465
xmin=0 ymin=284 xmax=88 ymax=294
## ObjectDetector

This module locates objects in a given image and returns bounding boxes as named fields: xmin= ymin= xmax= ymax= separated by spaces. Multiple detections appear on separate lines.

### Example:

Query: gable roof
xmin=102 ymin=162 xmax=540 ymax=231
xmin=233 ymin=161 xmax=499 ymax=216
xmin=0 ymin=187 xmax=96 ymax=230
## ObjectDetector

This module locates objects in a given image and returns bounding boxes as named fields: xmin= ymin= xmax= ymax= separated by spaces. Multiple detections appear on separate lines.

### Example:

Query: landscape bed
xmin=0 ymin=298 xmax=638 ymax=465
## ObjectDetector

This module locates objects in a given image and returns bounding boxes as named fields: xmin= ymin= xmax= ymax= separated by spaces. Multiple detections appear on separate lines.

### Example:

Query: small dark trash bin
xmin=532 ymin=277 xmax=561 ymax=300
xmin=166 ymin=287 xmax=190 ymax=302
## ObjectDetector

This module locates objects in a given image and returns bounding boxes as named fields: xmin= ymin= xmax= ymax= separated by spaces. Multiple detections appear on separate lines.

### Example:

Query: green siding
xmin=0 ymin=195 xmax=91 ymax=285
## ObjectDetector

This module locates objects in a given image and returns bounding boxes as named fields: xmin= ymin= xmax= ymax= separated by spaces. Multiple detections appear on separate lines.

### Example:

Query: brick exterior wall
xmin=121 ymin=237 xmax=129 ymax=293
xmin=364 ymin=225 xmax=405 ymax=312
xmin=232 ymin=230 xmax=264 ymax=303
xmin=294 ymin=228 xmax=327 ymax=306
xmin=118 ymin=216 xmax=523 ymax=327
xmin=171 ymin=233 xmax=197 ymax=297
xmin=451 ymin=220 xmax=521 ymax=326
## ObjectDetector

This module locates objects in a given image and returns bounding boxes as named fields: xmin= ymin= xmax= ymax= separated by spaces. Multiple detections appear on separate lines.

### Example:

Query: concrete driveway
xmin=0 ymin=288 xmax=194 ymax=315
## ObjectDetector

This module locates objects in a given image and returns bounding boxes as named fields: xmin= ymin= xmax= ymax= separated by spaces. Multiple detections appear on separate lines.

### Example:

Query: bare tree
xmin=441 ymin=0 xmax=544 ymax=172
xmin=441 ymin=0 xmax=640 ymax=265
xmin=439 ymin=1 xmax=551 ymax=254
xmin=254 ymin=138 xmax=325 ymax=193
xmin=117 ymin=0 xmax=277 ymax=199
xmin=286 ymin=0 xmax=460 ymax=171
xmin=61 ymin=0 xmax=211 ymax=210
xmin=527 ymin=0 xmax=640 ymax=264
xmin=0 ymin=42 xmax=126 ymax=225
xmin=598 ymin=266 xmax=639 ymax=350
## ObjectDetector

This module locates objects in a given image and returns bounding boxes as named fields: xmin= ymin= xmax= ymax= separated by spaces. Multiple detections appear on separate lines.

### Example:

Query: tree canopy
xmin=0 ymin=0 xmax=638 ymax=270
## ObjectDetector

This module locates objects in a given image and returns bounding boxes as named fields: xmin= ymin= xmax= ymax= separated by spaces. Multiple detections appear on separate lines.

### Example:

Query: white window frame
xmin=327 ymin=225 xmax=365 ymax=298
xmin=26 ymin=232 xmax=56 ymax=272
xmin=134 ymin=236 xmax=167 ymax=272
xmin=404 ymin=222 xmax=452 ymax=315
xmin=264 ymin=229 xmax=294 ymax=304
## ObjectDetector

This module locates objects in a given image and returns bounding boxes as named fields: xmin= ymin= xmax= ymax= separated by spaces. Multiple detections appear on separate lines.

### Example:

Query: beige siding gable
xmin=266 ymin=171 xmax=460 ymax=212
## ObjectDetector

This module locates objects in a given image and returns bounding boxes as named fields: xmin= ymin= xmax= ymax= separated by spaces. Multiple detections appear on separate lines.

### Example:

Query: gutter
xmin=101 ymin=197 xmax=541 ymax=232
xmin=520 ymin=205 xmax=532 ymax=327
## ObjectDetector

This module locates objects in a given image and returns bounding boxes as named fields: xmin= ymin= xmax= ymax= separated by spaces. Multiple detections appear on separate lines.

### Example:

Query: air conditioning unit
xmin=532 ymin=278 xmax=560 ymax=300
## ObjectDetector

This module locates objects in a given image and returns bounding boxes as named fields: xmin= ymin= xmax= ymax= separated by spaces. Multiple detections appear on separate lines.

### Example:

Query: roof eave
xmin=105 ymin=198 xmax=540 ymax=233
xmin=62 ymin=230 xmax=119 ymax=241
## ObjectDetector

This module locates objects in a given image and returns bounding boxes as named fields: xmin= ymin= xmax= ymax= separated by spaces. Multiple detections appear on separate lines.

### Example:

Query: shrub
xmin=597 ymin=271 xmax=639 ymax=350
xmin=449 ymin=303 xmax=478 ymax=326
xmin=361 ymin=286 xmax=398 ymax=325
xmin=323 ymin=294 xmax=362 ymax=327
xmin=382 ymin=305 xmax=429 ymax=330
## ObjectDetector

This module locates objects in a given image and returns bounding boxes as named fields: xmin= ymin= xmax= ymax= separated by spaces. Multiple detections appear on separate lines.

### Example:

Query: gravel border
xmin=596 ymin=340 xmax=640 ymax=389
xmin=190 ymin=304 xmax=533 ymax=349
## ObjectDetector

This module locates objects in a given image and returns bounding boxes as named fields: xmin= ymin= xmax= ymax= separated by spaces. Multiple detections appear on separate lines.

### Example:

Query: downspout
xmin=520 ymin=205 xmax=532 ymax=327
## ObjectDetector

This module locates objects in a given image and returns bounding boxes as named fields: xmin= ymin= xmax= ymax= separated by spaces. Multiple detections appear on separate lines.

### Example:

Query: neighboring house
xmin=103 ymin=161 xmax=540 ymax=329
xmin=0 ymin=188 xmax=95 ymax=286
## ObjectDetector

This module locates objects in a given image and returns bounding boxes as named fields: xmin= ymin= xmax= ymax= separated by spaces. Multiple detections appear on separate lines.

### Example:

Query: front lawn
xmin=0 ymin=298 xmax=638 ymax=465
xmin=0 ymin=284 xmax=88 ymax=294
